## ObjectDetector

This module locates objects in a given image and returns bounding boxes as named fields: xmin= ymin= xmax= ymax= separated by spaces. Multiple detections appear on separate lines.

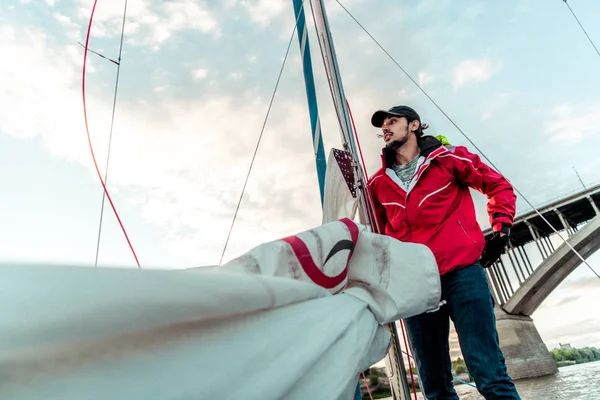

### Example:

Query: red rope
xmin=346 ymin=99 xmax=369 ymax=177
xmin=346 ymin=99 xmax=418 ymax=399
xmin=400 ymin=320 xmax=418 ymax=400
xmin=361 ymin=372 xmax=374 ymax=400
xmin=82 ymin=0 xmax=141 ymax=268
xmin=346 ymin=99 xmax=380 ymax=233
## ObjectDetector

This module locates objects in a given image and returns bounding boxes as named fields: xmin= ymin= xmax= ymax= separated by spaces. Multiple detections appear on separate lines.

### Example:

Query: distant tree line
xmin=551 ymin=346 xmax=600 ymax=367
xmin=360 ymin=346 xmax=599 ymax=398
xmin=452 ymin=347 xmax=600 ymax=374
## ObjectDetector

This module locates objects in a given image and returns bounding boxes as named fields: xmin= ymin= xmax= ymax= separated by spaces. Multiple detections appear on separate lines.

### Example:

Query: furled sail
xmin=0 ymin=219 xmax=440 ymax=400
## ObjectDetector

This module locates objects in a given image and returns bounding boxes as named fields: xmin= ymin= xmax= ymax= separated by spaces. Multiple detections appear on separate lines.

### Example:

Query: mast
xmin=307 ymin=1 xmax=362 ymax=180
xmin=292 ymin=0 xmax=327 ymax=205
xmin=307 ymin=0 xmax=377 ymax=230
xmin=306 ymin=0 xmax=412 ymax=398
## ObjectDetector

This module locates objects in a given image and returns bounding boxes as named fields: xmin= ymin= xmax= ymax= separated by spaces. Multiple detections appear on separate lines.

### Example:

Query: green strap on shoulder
xmin=436 ymin=134 xmax=451 ymax=145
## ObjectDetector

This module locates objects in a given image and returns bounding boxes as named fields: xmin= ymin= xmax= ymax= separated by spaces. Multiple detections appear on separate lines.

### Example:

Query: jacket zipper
xmin=382 ymin=173 xmax=412 ymax=237
xmin=406 ymin=205 xmax=412 ymax=237
xmin=457 ymin=220 xmax=477 ymax=244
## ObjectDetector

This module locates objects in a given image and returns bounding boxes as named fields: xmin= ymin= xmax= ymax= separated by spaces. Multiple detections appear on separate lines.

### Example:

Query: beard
xmin=385 ymin=127 xmax=410 ymax=150
xmin=385 ymin=137 xmax=407 ymax=150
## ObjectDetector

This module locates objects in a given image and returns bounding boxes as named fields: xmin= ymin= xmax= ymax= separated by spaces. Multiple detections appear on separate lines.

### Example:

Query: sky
xmin=1 ymin=0 xmax=600 ymax=354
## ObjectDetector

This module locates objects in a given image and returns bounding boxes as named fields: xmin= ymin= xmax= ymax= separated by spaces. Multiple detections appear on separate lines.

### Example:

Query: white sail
xmin=322 ymin=149 xmax=359 ymax=224
xmin=1 ymin=219 xmax=439 ymax=400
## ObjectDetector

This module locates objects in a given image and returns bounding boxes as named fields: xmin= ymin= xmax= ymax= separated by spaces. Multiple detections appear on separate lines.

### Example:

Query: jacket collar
xmin=380 ymin=135 xmax=443 ymax=168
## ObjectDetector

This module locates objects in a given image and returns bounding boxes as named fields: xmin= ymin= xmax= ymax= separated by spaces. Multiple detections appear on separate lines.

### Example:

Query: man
xmin=367 ymin=105 xmax=521 ymax=399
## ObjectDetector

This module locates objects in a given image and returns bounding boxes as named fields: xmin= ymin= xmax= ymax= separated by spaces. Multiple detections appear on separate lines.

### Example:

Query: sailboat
xmin=7 ymin=0 xmax=598 ymax=399
xmin=0 ymin=1 xmax=442 ymax=399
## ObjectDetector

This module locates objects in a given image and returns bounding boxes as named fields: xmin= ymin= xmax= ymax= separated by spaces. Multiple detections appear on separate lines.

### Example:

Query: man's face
xmin=381 ymin=115 xmax=410 ymax=146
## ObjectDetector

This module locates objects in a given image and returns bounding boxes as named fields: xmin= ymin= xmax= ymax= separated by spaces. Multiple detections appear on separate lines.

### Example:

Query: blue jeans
xmin=404 ymin=264 xmax=521 ymax=400
xmin=354 ymin=381 xmax=362 ymax=400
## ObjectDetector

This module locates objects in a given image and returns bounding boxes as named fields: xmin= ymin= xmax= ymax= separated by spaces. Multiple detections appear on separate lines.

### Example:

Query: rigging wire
xmin=94 ymin=0 xmax=129 ymax=268
xmin=83 ymin=0 xmax=141 ymax=268
xmin=563 ymin=0 xmax=600 ymax=60
xmin=334 ymin=0 xmax=600 ymax=280
xmin=218 ymin=1 xmax=305 ymax=266
xmin=77 ymin=41 xmax=120 ymax=65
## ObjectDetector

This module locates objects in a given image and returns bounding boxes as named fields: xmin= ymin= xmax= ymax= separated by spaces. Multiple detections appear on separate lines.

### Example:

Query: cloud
xmin=464 ymin=3 xmax=485 ymax=19
xmin=163 ymin=0 xmax=219 ymax=35
xmin=240 ymin=0 xmax=288 ymax=28
xmin=418 ymin=71 xmax=434 ymax=87
xmin=52 ymin=12 xmax=81 ymax=41
xmin=229 ymin=72 xmax=243 ymax=81
xmin=192 ymin=68 xmax=208 ymax=79
xmin=542 ymin=294 xmax=581 ymax=308
xmin=536 ymin=274 xmax=600 ymax=312
xmin=452 ymin=58 xmax=503 ymax=90
xmin=542 ymin=318 xmax=600 ymax=350
xmin=481 ymin=92 xmax=510 ymax=120
xmin=413 ymin=0 xmax=452 ymax=14
xmin=0 ymin=23 xmax=323 ymax=266
xmin=0 ymin=26 xmax=82 ymax=142
xmin=534 ymin=266 xmax=600 ymax=349
xmin=73 ymin=0 xmax=220 ymax=47
xmin=553 ymin=276 xmax=600 ymax=292
xmin=543 ymin=103 xmax=600 ymax=143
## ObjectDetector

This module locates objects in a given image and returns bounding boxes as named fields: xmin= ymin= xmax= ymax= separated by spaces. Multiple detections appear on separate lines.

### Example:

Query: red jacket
xmin=368 ymin=136 xmax=516 ymax=276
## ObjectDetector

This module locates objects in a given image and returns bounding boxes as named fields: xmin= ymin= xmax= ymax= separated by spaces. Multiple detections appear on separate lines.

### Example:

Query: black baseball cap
xmin=371 ymin=105 xmax=421 ymax=128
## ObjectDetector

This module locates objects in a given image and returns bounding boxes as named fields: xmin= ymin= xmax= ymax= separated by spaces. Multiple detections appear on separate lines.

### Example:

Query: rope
xmin=82 ymin=0 xmax=141 ymax=268
xmin=563 ymin=0 xmax=600 ymax=60
xmin=334 ymin=0 xmax=600 ymax=280
xmin=94 ymin=0 xmax=129 ymax=268
xmin=399 ymin=320 xmax=418 ymax=400
xmin=361 ymin=372 xmax=374 ymax=400
xmin=454 ymin=377 xmax=477 ymax=389
xmin=218 ymin=1 xmax=305 ymax=266
xmin=346 ymin=99 xmax=379 ymax=231
xmin=346 ymin=99 xmax=368 ymax=176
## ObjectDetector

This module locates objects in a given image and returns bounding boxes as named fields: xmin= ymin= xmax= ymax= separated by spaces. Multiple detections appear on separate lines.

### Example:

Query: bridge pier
xmin=481 ymin=193 xmax=600 ymax=380
xmin=495 ymin=306 xmax=557 ymax=380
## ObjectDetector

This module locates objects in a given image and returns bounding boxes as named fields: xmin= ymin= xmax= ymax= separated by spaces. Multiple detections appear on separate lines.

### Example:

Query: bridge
xmin=480 ymin=183 xmax=600 ymax=379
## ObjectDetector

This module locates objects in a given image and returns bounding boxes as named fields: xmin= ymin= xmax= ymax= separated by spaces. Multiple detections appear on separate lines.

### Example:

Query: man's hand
xmin=480 ymin=232 xmax=509 ymax=268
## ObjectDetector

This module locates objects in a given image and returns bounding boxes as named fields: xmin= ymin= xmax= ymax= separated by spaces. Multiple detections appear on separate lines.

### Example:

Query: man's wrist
xmin=492 ymin=222 xmax=511 ymax=236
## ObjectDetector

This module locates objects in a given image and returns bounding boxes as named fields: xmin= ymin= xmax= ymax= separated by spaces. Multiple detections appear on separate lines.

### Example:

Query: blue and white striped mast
xmin=292 ymin=0 xmax=327 ymax=206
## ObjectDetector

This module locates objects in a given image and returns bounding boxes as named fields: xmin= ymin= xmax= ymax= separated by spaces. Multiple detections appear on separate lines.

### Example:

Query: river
xmin=385 ymin=360 xmax=600 ymax=399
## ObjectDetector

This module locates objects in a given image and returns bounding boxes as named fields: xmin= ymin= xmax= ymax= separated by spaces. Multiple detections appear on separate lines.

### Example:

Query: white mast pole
xmin=307 ymin=0 xmax=377 ymax=230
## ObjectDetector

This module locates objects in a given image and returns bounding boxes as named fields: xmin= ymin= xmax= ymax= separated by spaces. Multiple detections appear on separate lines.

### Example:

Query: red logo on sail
xmin=281 ymin=218 xmax=359 ymax=289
